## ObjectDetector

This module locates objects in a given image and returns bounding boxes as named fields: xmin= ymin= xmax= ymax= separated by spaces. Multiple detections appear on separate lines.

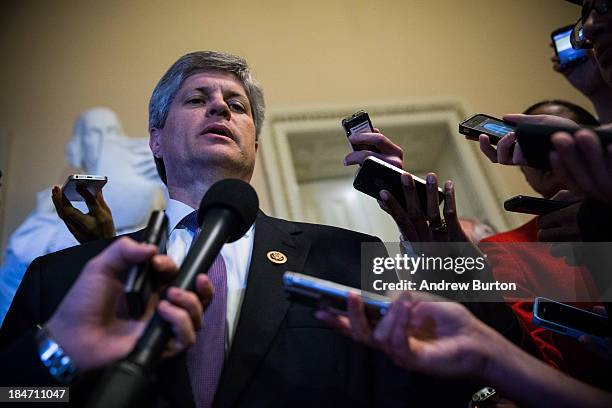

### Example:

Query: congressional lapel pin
xmin=267 ymin=250 xmax=287 ymax=265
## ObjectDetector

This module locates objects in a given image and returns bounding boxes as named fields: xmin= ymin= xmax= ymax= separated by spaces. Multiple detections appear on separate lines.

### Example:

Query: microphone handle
xmin=86 ymin=207 xmax=237 ymax=407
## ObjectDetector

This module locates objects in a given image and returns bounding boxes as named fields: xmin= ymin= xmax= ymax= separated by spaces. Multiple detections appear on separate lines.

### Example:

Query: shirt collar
xmin=165 ymin=198 xmax=255 ymax=238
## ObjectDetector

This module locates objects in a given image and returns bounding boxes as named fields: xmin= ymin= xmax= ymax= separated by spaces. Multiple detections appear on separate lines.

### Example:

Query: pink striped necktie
xmin=186 ymin=252 xmax=227 ymax=408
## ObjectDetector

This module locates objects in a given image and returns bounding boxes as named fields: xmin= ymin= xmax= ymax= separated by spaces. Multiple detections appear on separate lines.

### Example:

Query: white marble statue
xmin=0 ymin=107 xmax=167 ymax=324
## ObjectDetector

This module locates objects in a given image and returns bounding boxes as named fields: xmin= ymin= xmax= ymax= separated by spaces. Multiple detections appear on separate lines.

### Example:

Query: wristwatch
xmin=35 ymin=324 xmax=77 ymax=384
xmin=469 ymin=387 xmax=499 ymax=408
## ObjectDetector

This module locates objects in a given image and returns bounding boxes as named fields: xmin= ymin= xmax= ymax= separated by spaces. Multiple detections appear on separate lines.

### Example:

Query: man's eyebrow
xmin=191 ymin=86 xmax=248 ymax=101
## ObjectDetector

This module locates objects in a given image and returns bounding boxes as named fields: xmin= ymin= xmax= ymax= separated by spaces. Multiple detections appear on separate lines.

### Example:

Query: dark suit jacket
xmin=0 ymin=212 xmax=483 ymax=406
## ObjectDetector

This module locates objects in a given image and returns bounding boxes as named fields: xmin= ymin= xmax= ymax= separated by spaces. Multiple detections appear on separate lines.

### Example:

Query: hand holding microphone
xmin=87 ymin=178 xmax=259 ymax=408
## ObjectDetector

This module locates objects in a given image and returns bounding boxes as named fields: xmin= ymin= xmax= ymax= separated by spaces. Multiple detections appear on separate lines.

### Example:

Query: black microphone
xmin=87 ymin=179 xmax=258 ymax=408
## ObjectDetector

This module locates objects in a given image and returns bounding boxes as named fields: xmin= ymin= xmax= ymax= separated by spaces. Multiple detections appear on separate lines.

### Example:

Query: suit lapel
xmin=213 ymin=212 xmax=310 ymax=408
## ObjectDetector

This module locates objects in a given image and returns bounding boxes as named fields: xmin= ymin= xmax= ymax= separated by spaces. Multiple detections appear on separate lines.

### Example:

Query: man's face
xmin=149 ymin=71 xmax=258 ymax=185
xmin=583 ymin=2 xmax=612 ymax=85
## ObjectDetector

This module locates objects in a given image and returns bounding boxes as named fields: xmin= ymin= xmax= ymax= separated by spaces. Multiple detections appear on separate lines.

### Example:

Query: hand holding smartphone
xmin=533 ymin=297 xmax=611 ymax=347
xmin=353 ymin=156 xmax=443 ymax=210
xmin=552 ymin=24 xmax=588 ymax=69
xmin=341 ymin=110 xmax=380 ymax=153
xmin=515 ymin=123 xmax=612 ymax=170
xmin=503 ymin=195 xmax=574 ymax=216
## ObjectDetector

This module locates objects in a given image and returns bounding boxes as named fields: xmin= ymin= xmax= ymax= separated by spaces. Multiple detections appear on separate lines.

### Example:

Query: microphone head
xmin=198 ymin=179 xmax=259 ymax=242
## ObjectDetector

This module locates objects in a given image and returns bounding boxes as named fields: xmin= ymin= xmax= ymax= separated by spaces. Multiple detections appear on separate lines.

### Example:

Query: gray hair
xmin=149 ymin=51 xmax=265 ymax=184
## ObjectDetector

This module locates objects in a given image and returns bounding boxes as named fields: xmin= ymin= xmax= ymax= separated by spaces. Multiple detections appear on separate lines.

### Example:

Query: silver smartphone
xmin=62 ymin=174 xmax=108 ymax=201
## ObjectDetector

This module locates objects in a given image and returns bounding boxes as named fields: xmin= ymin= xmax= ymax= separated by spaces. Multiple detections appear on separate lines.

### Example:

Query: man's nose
xmin=206 ymin=97 xmax=231 ymax=119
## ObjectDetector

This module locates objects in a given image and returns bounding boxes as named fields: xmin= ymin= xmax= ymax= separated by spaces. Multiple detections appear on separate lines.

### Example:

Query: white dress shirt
xmin=165 ymin=199 xmax=255 ymax=350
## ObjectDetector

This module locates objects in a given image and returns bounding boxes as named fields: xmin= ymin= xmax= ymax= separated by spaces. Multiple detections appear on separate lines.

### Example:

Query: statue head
xmin=66 ymin=107 xmax=124 ymax=173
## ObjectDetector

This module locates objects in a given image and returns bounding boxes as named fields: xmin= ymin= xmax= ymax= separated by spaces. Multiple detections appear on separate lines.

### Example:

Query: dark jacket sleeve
xmin=0 ymin=256 xmax=43 ymax=348
xmin=0 ymin=327 xmax=58 ymax=386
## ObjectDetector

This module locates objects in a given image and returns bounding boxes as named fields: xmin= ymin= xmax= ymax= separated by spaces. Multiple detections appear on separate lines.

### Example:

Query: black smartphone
xmin=552 ymin=24 xmax=588 ymax=69
xmin=282 ymin=271 xmax=391 ymax=323
xmin=62 ymin=174 xmax=108 ymax=202
xmin=503 ymin=195 xmax=574 ymax=216
xmin=341 ymin=110 xmax=380 ymax=152
xmin=533 ymin=297 xmax=611 ymax=346
xmin=124 ymin=210 xmax=168 ymax=318
xmin=515 ymin=123 xmax=612 ymax=170
xmin=353 ymin=156 xmax=443 ymax=209
xmin=459 ymin=114 xmax=516 ymax=145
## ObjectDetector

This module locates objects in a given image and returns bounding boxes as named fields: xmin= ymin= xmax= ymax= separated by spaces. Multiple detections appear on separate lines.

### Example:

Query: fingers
xmin=442 ymin=180 xmax=463 ymax=241
xmin=344 ymin=150 xmax=403 ymax=169
xmin=551 ymin=132 xmax=590 ymax=187
xmin=151 ymin=255 xmax=179 ymax=283
xmin=77 ymin=185 xmax=98 ymax=210
xmin=401 ymin=174 xmax=431 ymax=240
xmin=315 ymin=310 xmax=352 ymax=337
xmin=86 ymin=237 xmax=157 ymax=278
xmin=575 ymin=129 xmax=612 ymax=200
xmin=51 ymin=185 xmax=82 ymax=220
xmin=537 ymin=203 xmax=582 ymax=241
xmin=496 ymin=132 xmax=517 ymax=165
xmin=593 ymin=306 xmax=608 ymax=317
xmin=503 ymin=113 xmax=578 ymax=128
xmin=549 ymin=189 xmax=581 ymax=203
xmin=346 ymin=293 xmax=374 ymax=345
xmin=195 ymin=274 xmax=214 ymax=309
xmin=348 ymin=132 xmax=404 ymax=158
xmin=425 ymin=173 xmax=442 ymax=229
xmin=157 ymin=299 xmax=196 ymax=352
xmin=479 ymin=135 xmax=499 ymax=163
xmin=387 ymin=300 xmax=413 ymax=368
xmin=373 ymin=297 xmax=410 ymax=368
xmin=549 ymin=151 xmax=584 ymax=196
xmin=380 ymin=189 xmax=419 ymax=242
xmin=165 ymin=287 xmax=204 ymax=331
xmin=512 ymin=139 xmax=528 ymax=166
xmin=578 ymin=335 xmax=612 ymax=361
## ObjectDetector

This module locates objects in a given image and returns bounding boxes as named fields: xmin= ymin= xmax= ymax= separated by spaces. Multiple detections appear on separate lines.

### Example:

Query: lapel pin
xmin=267 ymin=250 xmax=287 ymax=265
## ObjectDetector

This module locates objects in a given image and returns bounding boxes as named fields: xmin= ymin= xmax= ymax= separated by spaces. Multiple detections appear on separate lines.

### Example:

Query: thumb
xmin=550 ymin=189 xmax=581 ymax=203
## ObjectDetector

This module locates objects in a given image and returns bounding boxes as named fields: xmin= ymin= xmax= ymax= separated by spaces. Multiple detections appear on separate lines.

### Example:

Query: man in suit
xmin=1 ymin=51 xmax=442 ymax=407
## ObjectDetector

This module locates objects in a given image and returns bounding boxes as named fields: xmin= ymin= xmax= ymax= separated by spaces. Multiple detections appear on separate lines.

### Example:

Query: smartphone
xmin=124 ymin=210 xmax=168 ymax=318
xmin=353 ymin=156 xmax=444 ymax=209
xmin=282 ymin=271 xmax=391 ymax=322
xmin=62 ymin=174 xmax=108 ymax=202
xmin=552 ymin=24 xmax=588 ymax=69
xmin=341 ymin=110 xmax=380 ymax=152
xmin=533 ymin=297 xmax=611 ymax=346
xmin=515 ymin=123 xmax=612 ymax=170
xmin=459 ymin=114 xmax=516 ymax=145
xmin=503 ymin=195 xmax=574 ymax=216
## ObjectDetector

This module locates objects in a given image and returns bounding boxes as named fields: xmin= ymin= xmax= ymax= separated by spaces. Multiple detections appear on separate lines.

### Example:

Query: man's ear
xmin=149 ymin=128 xmax=162 ymax=158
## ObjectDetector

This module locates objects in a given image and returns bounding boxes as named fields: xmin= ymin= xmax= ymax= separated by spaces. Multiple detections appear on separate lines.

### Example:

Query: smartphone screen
xmin=471 ymin=117 xmax=514 ymax=139
xmin=552 ymin=26 xmax=588 ymax=68
xmin=536 ymin=299 xmax=610 ymax=338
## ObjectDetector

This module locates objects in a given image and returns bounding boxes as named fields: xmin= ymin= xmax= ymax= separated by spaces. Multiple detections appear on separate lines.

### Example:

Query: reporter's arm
xmin=483 ymin=327 xmax=612 ymax=408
